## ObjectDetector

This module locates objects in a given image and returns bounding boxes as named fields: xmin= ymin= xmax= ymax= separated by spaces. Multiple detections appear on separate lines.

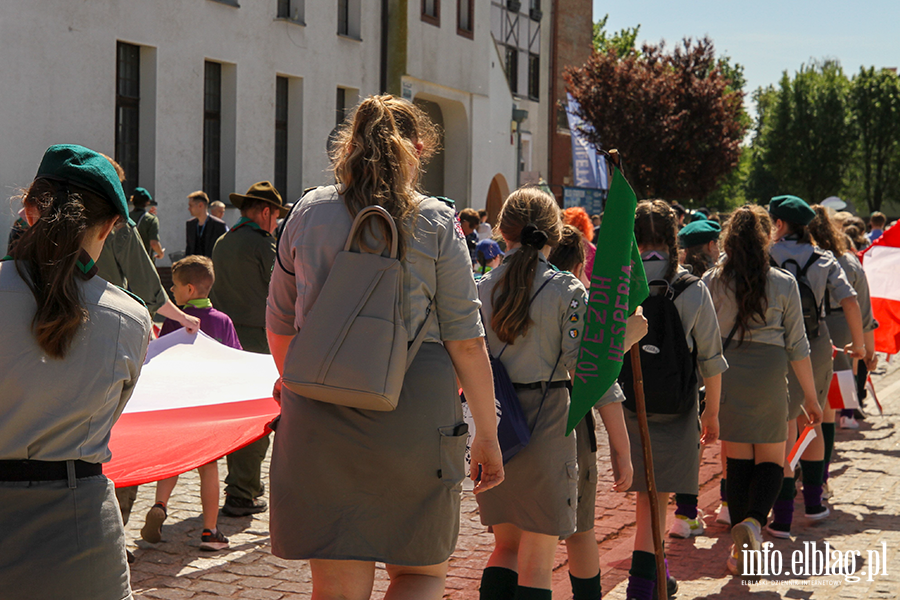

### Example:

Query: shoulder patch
xmin=568 ymin=328 xmax=580 ymax=339
xmin=569 ymin=298 xmax=580 ymax=310
xmin=116 ymin=285 xmax=148 ymax=309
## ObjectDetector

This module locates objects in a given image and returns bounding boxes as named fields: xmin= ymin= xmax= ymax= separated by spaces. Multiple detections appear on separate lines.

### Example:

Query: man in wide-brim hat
xmin=209 ymin=180 xmax=287 ymax=517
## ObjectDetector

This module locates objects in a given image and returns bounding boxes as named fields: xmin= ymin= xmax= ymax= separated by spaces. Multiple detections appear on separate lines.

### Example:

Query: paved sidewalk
xmin=127 ymin=360 xmax=900 ymax=599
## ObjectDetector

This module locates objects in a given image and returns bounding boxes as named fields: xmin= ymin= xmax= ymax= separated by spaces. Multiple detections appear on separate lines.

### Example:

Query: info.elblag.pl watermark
xmin=740 ymin=541 xmax=890 ymax=584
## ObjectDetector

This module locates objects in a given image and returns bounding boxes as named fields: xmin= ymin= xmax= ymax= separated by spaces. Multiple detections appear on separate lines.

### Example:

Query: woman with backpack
xmin=621 ymin=200 xmax=727 ymax=600
xmin=766 ymin=196 xmax=865 ymax=538
xmin=703 ymin=205 xmax=821 ymax=575
xmin=807 ymin=206 xmax=878 ymax=475
xmin=475 ymin=190 xmax=643 ymax=600
xmin=265 ymin=95 xmax=504 ymax=600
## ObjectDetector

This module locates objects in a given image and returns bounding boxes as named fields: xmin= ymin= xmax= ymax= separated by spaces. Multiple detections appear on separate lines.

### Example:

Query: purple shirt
xmin=159 ymin=304 xmax=242 ymax=350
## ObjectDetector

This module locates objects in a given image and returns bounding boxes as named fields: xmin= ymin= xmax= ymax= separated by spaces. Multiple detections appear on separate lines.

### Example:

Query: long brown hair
xmin=12 ymin=179 xmax=120 ymax=358
xmin=717 ymin=205 xmax=771 ymax=345
xmin=491 ymin=188 xmax=562 ymax=344
xmin=634 ymin=200 xmax=679 ymax=281
xmin=808 ymin=204 xmax=846 ymax=257
xmin=683 ymin=245 xmax=714 ymax=276
xmin=330 ymin=95 xmax=440 ymax=257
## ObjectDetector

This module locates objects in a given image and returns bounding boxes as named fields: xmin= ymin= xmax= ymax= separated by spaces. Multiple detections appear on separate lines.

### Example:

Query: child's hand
xmin=865 ymin=351 xmax=878 ymax=372
xmin=801 ymin=396 xmax=823 ymax=426
xmin=611 ymin=450 xmax=633 ymax=492
xmin=700 ymin=410 xmax=719 ymax=445
xmin=624 ymin=306 xmax=648 ymax=349
xmin=180 ymin=313 xmax=201 ymax=334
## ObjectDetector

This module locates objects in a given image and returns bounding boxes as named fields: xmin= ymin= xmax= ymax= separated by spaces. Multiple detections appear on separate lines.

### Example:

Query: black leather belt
xmin=512 ymin=380 xmax=568 ymax=391
xmin=0 ymin=459 xmax=102 ymax=481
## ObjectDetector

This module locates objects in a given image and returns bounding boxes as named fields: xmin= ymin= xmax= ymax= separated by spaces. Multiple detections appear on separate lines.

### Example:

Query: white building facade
xmin=0 ymin=0 xmax=555 ymax=259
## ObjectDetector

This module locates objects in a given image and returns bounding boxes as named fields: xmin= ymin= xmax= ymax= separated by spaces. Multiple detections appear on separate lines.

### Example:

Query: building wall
xmin=548 ymin=0 xmax=594 ymax=194
xmin=0 ymin=0 xmax=381 ymax=260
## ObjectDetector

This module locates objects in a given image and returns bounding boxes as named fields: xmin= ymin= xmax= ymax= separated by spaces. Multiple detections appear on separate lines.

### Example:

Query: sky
xmin=593 ymin=0 xmax=900 ymax=113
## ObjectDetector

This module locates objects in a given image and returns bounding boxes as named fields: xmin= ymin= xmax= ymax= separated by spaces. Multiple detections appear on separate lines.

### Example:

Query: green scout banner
xmin=568 ymin=167 xmax=649 ymax=434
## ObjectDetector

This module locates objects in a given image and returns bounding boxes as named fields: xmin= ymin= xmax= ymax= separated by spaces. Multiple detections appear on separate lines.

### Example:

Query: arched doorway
xmin=486 ymin=174 xmax=509 ymax=226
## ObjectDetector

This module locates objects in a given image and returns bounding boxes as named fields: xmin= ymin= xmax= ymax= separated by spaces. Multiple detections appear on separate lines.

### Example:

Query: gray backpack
xmin=281 ymin=204 xmax=434 ymax=411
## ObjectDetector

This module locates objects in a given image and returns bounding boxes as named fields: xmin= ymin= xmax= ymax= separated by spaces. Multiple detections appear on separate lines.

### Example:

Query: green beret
xmin=132 ymin=187 xmax=156 ymax=206
xmin=691 ymin=211 xmax=708 ymax=222
xmin=769 ymin=195 xmax=815 ymax=226
xmin=36 ymin=144 xmax=132 ymax=225
xmin=678 ymin=220 xmax=721 ymax=248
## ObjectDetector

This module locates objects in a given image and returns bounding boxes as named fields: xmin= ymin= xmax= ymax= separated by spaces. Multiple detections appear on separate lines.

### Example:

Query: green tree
xmin=847 ymin=67 xmax=900 ymax=212
xmin=753 ymin=60 xmax=853 ymax=203
xmin=592 ymin=14 xmax=640 ymax=56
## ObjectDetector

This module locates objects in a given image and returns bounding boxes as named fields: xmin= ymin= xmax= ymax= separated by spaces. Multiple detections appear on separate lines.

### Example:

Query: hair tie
xmin=521 ymin=223 xmax=549 ymax=249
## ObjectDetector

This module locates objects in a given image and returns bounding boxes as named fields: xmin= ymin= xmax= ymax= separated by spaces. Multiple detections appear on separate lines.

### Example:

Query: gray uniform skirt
xmin=0 ymin=475 xmax=131 ymax=600
xmin=476 ymin=386 xmax=578 ymax=538
xmin=269 ymin=342 xmax=467 ymax=566
xmin=624 ymin=396 xmax=700 ymax=494
xmin=719 ymin=340 xmax=790 ymax=444
xmin=826 ymin=312 xmax=852 ymax=372
xmin=788 ymin=320 xmax=833 ymax=419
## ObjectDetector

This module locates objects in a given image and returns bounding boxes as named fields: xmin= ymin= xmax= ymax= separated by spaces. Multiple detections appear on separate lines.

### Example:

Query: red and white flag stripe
xmin=828 ymin=369 xmax=860 ymax=410
xmin=788 ymin=426 xmax=818 ymax=471
xmin=105 ymin=329 xmax=280 ymax=488
xmin=861 ymin=223 xmax=900 ymax=355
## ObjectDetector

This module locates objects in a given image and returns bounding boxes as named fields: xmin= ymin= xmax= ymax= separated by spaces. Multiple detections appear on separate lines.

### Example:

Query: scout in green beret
xmin=129 ymin=187 xmax=164 ymax=260
xmin=769 ymin=195 xmax=816 ymax=227
xmin=679 ymin=219 xmax=721 ymax=275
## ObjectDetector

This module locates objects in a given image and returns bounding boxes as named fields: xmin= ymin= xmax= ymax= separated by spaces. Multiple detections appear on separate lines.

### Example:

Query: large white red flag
xmin=861 ymin=223 xmax=900 ymax=355
xmin=105 ymin=329 xmax=280 ymax=488
xmin=827 ymin=369 xmax=860 ymax=410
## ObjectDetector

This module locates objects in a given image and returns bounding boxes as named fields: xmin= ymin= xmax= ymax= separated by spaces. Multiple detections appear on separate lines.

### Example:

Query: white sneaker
xmin=716 ymin=503 xmax=731 ymax=525
xmin=840 ymin=416 xmax=859 ymax=429
xmin=822 ymin=481 xmax=833 ymax=500
xmin=669 ymin=512 xmax=705 ymax=538
xmin=732 ymin=518 xmax=763 ymax=580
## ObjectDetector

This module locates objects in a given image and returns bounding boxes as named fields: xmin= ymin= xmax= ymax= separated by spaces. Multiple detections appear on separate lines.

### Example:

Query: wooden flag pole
xmin=606 ymin=149 xmax=666 ymax=600
xmin=630 ymin=346 xmax=668 ymax=600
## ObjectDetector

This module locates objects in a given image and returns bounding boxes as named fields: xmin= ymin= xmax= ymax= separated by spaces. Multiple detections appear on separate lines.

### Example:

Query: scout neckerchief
xmin=2 ymin=249 xmax=97 ymax=279
xmin=230 ymin=216 xmax=262 ymax=232
xmin=184 ymin=298 xmax=213 ymax=309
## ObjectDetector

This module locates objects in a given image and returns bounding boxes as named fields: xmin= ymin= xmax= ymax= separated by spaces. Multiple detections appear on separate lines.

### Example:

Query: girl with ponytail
xmin=622 ymin=200 xmax=727 ymax=600
xmin=0 ymin=144 xmax=152 ymax=599
xmin=475 ymin=187 xmax=591 ymax=600
xmin=267 ymin=95 xmax=503 ymax=599
xmin=704 ymin=204 xmax=820 ymax=576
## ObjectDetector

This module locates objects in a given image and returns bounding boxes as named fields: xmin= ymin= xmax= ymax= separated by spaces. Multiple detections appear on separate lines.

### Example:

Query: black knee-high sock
xmin=822 ymin=422 xmax=835 ymax=482
xmin=514 ymin=586 xmax=552 ymax=600
xmin=746 ymin=462 xmax=784 ymax=525
xmin=570 ymin=572 xmax=602 ymax=600
xmin=726 ymin=458 xmax=755 ymax=526
xmin=481 ymin=566 xmax=518 ymax=600
xmin=800 ymin=459 xmax=826 ymax=508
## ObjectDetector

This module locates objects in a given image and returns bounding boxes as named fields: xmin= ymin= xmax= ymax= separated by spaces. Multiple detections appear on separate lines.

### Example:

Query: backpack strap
xmin=405 ymin=297 xmax=436 ymax=371
xmin=722 ymin=321 xmax=739 ymax=352
xmin=797 ymin=250 xmax=821 ymax=278
xmin=670 ymin=272 xmax=700 ymax=301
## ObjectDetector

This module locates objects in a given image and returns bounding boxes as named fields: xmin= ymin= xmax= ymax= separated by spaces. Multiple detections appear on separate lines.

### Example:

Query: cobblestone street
xmin=127 ymin=359 xmax=900 ymax=599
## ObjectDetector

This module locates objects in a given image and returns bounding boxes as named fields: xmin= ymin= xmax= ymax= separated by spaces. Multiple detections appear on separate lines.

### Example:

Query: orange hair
xmin=563 ymin=206 xmax=594 ymax=243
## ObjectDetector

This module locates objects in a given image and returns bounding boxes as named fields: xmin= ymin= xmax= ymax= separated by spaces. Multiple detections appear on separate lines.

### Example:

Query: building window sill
xmin=421 ymin=14 xmax=440 ymax=27
xmin=274 ymin=17 xmax=305 ymax=26
xmin=457 ymin=28 xmax=474 ymax=39
xmin=337 ymin=33 xmax=363 ymax=42
xmin=209 ymin=0 xmax=239 ymax=7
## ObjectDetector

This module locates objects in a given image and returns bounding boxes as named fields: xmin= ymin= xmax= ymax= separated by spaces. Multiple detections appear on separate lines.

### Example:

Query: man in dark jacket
xmin=210 ymin=181 xmax=287 ymax=516
xmin=185 ymin=190 xmax=228 ymax=257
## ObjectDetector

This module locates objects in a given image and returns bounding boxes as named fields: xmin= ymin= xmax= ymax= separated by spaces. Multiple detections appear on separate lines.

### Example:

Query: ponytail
xmin=808 ymin=204 xmax=846 ymax=257
xmin=12 ymin=179 xmax=119 ymax=358
xmin=331 ymin=94 xmax=441 ymax=259
xmin=634 ymin=200 xmax=679 ymax=281
xmin=718 ymin=205 xmax=771 ymax=345
xmin=491 ymin=188 xmax=562 ymax=345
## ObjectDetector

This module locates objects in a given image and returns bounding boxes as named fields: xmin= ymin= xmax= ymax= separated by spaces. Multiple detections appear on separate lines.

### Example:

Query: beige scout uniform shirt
xmin=267 ymin=186 xmax=483 ymax=344
xmin=477 ymin=251 xmax=587 ymax=384
xmin=769 ymin=239 xmax=856 ymax=314
xmin=703 ymin=266 xmax=811 ymax=361
xmin=0 ymin=262 xmax=151 ymax=464
xmin=833 ymin=252 xmax=877 ymax=332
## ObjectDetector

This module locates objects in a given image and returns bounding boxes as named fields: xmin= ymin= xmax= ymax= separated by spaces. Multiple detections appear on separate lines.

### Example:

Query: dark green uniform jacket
xmin=95 ymin=223 xmax=168 ymax=314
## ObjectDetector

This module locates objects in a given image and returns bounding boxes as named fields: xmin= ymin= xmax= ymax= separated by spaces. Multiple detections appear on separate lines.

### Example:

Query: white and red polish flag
xmin=861 ymin=223 xmax=900 ymax=355
xmin=105 ymin=329 xmax=280 ymax=488
xmin=828 ymin=369 xmax=860 ymax=410
xmin=788 ymin=426 xmax=818 ymax=471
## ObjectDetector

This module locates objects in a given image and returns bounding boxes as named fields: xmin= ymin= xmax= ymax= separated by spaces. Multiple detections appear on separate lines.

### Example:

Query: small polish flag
xmin=828 ymin=369 xmax=860 ymax=410
xmin=788 ymin=426 xmax=818 ymax=471
xmin=866 ymin=375 xmax=884 ymax=415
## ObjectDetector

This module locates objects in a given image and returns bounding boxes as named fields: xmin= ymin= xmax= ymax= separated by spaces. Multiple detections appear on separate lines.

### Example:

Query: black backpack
xmin=775 ymin=251 xmax=822 ymax=339
xmin=619 ymin=272 xmax=699 ymax=415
